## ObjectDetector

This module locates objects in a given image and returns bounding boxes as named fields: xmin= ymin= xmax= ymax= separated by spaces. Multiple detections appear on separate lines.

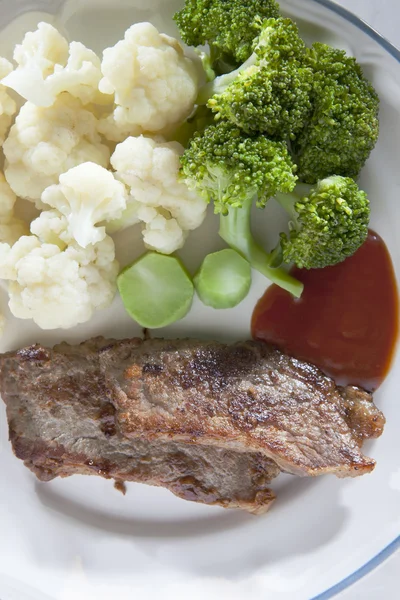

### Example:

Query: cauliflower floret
xmin=2 ymin=22 xmax=112 ymax=107
xmin=0 ymin=233 xmax=118 ymax=329
xmin=42 ymin=162 xmax=127 ymax=248
xmin=138 ymin=205 xmax=188 ymax=254
xmin=0 ymin=173 xmax=29 ymax=245
xmin=0 ymin=58 xmax=17 ymax=144
xmin=3 ymin=94 xmax=110 ymax=206
xmin=0 ymin=235 xmax=39 ymax=280
xmin=30 ymin=208 xmax=71 ymax=247
xmin=109 ymin=135 xmax=207 ymax=254
xmin=98 ymin=22 xmax=199 ymax=142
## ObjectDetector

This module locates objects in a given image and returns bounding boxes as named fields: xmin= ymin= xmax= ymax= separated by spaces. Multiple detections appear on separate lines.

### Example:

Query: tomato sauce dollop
xmin=251 ymin=231 xmax=399 ymax=392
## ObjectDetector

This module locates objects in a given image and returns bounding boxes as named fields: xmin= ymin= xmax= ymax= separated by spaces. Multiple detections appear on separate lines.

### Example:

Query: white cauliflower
xmin=109 ymin=135 xmax=207 ymax=254
xmin=0 ymin=232 xmax=118 ymax=330
xmin=0 ymin=58 xmax=17 ymax=144
xmin=0 ymin=172 xmax=29 ymax=336
xmin=30 ymin=208 xmax=70 ymax=247
xmin=3 ymin=94 xmax=110 ymax=206
xmin=98 ymin=22 xmax=199 ymax=142
xmin=42 ymin=162 xmax=127 ymax=248
xmin=0 ymin=173 xmax=29 ymax=245
xmin=0 ymin=234 xmax=40 ymax=280
xmin=2 ymin=22 xmax=112 ymax=107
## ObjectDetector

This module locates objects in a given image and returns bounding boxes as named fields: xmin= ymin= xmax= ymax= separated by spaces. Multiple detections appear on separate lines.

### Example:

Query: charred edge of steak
xmin=341 ymin=386 xmax=386 ymax=442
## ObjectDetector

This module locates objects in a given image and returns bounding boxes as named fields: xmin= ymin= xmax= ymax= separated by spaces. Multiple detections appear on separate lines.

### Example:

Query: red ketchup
xmin=252 ymin=231 xmax=399 ymax=392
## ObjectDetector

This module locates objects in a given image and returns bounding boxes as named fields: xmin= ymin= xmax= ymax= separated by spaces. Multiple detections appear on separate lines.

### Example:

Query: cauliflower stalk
xmin=2 ymin=22 xmax=112 ymax=107
xmin=109 ymin=135 xmax=207 ymax=254
xmin=3 ymin=93 xmax=110 ymax=206
xmin=42 ymin=162 xmax=127 ymax=248
xmin=0 ymin=212 xmax=119 ymax=330
xmin=98 ymin=22 xmax=199 ymax=142
xmin=0 ymin=57 xmax=17 ymax=144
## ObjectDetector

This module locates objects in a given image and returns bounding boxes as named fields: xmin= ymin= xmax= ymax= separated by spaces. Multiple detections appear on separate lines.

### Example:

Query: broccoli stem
xmin=196 ymin=50 xmax=216 ymax=82
xmin=197 ymin=53 xmax=257 ymax=104
xmin=275 ymin=184 xmax=311 ymax=228
xmin=274 ymin=192 xmax=299 ymax=223
xmin=219 ymin=195 xmax=304 ymax=298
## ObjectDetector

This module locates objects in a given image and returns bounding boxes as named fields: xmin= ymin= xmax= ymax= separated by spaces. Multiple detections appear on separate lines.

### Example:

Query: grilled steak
xmin=100 ymin=338 xmax=384 ymax=477
xmin=0 ymin=339 xmax=279 ymax=514
xmin=0 ymin=337 xmax=384 ymax=512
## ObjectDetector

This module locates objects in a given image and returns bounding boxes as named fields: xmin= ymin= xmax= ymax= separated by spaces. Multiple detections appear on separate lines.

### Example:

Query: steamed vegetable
xmin=180 ymin=121 xmax=303 ymax=296
xmin=3 ymin=94 xmax=110 ymax=207
xmin=273 ymin=176 xmax=370 ymax=269
xmin=293 ymin=43 xmax=380 ymax=183
xmin=180 ymin=120 xmax=297 ymax=213
xmin=0 ymin=7 xmax=381 ymax=333
xmin=2 ymin=22 xmax=111 ymax=107
xmin=0 ymin=173 xmax=29 ymax=246
xmin=198 ymin=18 xmax=313 ymax=139
xmin=118 ymin=252 xmax=194 ymax=328
xmin=219 ymin=195 xmax=303 ymax=298
xmin=194 ymin=249 xmax=251 ymax=308
xmin=0 ymin=229 xmax=118 ymax=330
xmin=42 ymin=162 xmax=128 ymax=248
xmin=0 ymin=58 xmax=17 ymax=145
xmin=109 ymin=136 xmax=207 ymax=254
xmin=167 ymin=105 xmax=215 ymax=147
xmin=98 ymin=22 xmax=199 ymax=142
xmin=174 ymin=0 xmax=280 ymax=74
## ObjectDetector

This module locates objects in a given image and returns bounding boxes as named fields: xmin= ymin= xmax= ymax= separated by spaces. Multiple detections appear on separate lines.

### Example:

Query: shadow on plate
xmin=35 ymin=480 xmax=255 ymax=539
xmin=33 ymin=473 xmax=350 ymax=579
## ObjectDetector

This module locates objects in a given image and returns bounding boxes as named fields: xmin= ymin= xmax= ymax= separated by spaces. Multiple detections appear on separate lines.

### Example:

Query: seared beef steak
xmin=0 ymin=339 xmax=279 ymax=514
xmin=0 ymin=337 xmax=384 ymax=513
xmin=101 ymin=338 xmax=384 ymax=477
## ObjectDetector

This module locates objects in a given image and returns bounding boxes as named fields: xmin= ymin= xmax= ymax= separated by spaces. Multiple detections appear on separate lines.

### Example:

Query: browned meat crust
xmin=100 ymin=338 xmax=384 ymax=477
xmin=0 ymin=339 xmax=279 ymax=514
xmin=0 ymin=337 xmax=384 ymax=513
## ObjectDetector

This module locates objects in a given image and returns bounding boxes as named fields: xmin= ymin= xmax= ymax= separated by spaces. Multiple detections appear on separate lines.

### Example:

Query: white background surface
xmin=331 ymin=1 xmax=399 ymax=598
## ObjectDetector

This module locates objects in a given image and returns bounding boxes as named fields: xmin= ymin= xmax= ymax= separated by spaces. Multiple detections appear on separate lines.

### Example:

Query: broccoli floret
xmin=273 ymin=176 xmax=370 ymax=269
xmin=166 ymin=105 xmax=215 ymax=147
xmin=293 ymin=43 xmax=380 ymax=183
xmin=180 ymin=120 xmax=297 ymax=213
xmin=197 ymin=18 xmax=313 ymax=139
xmin=174 ymin=0 xmax=280 ymax=74
xmin=180 ymin=120 xmax=303 ymax=297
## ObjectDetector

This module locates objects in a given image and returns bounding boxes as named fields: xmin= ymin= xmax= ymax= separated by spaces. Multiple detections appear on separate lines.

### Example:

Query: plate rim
xmin=0 ymin=2 xmax=398 ymax=599
xmin=307 ymin=5 xmax=400 ymax=599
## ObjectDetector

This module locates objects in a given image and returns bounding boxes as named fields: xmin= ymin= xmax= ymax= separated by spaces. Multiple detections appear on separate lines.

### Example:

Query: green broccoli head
xmin=293 ymin=43 xmax=380 ymax=183
xmin=174 ymin=0 xmax=280 ymax=73
xmin=180 ymin=120 xmax=297 ymax=214
xmin=200 ymin=18 xmax=314 ymax=139
xmin=165 ymin=105 xmax=215 ymax=147
xmin=277 ymin=175 xmax=370 ymax=269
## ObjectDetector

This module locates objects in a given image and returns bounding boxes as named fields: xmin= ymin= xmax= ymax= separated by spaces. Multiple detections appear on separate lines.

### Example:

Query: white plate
xmin=0 ymin=1 xmax=399 ymax=599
